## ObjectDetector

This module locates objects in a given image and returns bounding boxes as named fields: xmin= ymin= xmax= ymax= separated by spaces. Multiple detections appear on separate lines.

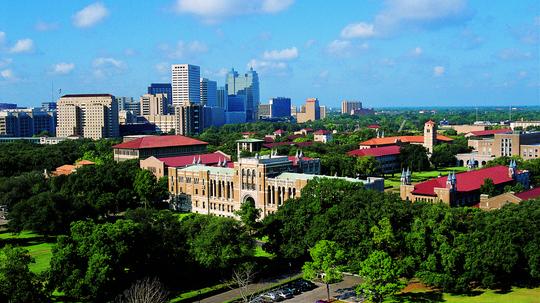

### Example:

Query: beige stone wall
xmin=479 ymin=192 xmax=521 ymax=210
xmin=140 ymin=156 xmax=166 ymax=179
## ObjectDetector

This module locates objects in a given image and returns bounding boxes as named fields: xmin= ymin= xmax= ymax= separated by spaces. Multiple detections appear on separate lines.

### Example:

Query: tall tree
xmin=235 ymin=199 xmax=261 ymax=235
xmin=302 ymin=240 xmax=345 ymax=301
xmin=356 ymin=250 xmax=405 ymax=303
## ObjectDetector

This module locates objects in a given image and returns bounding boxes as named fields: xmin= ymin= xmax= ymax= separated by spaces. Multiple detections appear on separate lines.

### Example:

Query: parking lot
xmin=282 ymin=275 xmax=363 ymax=303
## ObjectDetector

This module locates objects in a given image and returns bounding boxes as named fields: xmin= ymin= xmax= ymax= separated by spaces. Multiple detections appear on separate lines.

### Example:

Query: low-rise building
xmin=400 ymin=162 xmax=529 ymax=207
xmin=348 ymin=145 xmax=401 ymax=174
xmin=49 ymin=160 xmax=95 ymax=177
xmin=168 ymin=154 xmax=383 ymax=217
xmin=140 ymin=151 xmax=231 ymax=179
xmin=113 ymin=135 xmax=208 ymax=162
xmin=479 ymin=187 xmax=540 ymax=210
xmin=313 ymin=130 xmax=333 ymax=143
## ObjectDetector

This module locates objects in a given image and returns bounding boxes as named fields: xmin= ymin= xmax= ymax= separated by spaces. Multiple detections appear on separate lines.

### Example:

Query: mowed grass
xmin=0 ymin=230 xmax=55 ymax=273
xmin=385 ymin=166 xmax=469 ymax=189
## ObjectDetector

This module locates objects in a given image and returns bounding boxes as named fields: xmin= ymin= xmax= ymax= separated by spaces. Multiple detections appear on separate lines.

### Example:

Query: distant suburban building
xmin=440 ymin=124 xmax=486 ymax=134
xmin=200 ymin=78 xmax=217 ymax=107
xmin=140 ymin=93 xmax=167 ymax=116
xmin=49 ymin=160 xmax=95 ymax=177
xmin=140 ymin=151 xmax=231 ymax=179
xmin=464 ymin=128 xmax=512 ymax=138
xmin=167 ymin=153 xmax=382 ymax=217
xmin=510 ymin=121 xmax=540 ymax=130
xmin=400 ymin=163 xmax=529 ymax=207
xmin=172 ymin=64 xmax=201 ymax=107
xmin=56 ymin=94 xmax=119 ymax=139
xmin=359 ymin=120 xmax=452 ymax=154
xmin=348 ymin=145 xmax=401 ymax=174
xmin=313 ymin=129 xmax=333 ymax=143
xmin=112 ymin=135 xmax=208 ymax=162
xmin=341 ymin=100 xmax=362 ymax=114
xmin=227 ymin=67 xmax=260 ymax=122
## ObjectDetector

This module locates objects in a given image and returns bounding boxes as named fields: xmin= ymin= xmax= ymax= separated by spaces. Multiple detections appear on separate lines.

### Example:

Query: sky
xmin=0 ymin=0 xmax=539 ymax=108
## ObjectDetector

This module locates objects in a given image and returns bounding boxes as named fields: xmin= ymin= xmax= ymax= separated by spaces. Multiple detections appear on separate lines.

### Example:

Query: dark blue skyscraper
xmin=269 ymin=97 xmax=291 ymax=118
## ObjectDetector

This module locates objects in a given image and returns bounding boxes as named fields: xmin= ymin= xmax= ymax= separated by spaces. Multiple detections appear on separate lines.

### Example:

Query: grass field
xmin=385 ymin=166 xmax=469 ymax=189
xmin=0 ymin=230 xmax=55 ymax=273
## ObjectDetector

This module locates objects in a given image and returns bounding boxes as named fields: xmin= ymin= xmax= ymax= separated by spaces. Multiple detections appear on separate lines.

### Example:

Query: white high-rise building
xmin=200 ymin=78 xmax=217 ymax=107
xmin=171 ymin=64 xmax=200 ymax=106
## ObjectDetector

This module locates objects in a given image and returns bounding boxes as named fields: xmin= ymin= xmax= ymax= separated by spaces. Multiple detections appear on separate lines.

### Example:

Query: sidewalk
xmin=199 ymin=272 xmax=302 ymax=303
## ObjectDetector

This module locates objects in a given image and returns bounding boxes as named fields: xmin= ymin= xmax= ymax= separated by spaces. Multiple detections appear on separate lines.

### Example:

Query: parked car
xmin=248 ymin=296 xmax=267 ymax=303
xmin=283 ymin=285 xmax=301 ymax=295
xmin=261 ymin=291 xmax=282 ymax=302
xmin=294 ymin=280 xmax=316 ymax=291
xmin=276 ymin=288 xmax=294 ymax=299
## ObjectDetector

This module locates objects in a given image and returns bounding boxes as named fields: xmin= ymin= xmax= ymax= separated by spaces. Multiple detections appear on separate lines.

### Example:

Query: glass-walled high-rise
xmin=226 ymin=67 xmax=259 ymax=122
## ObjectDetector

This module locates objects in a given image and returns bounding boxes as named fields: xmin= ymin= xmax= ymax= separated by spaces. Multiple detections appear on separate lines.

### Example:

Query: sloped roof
xmin=348 ymin=145 xmax=401 ymax=157
xmin=515 ymin=187 xmax=540 ymax=201
xmin=158 ymin=152 xmax=230 ymax=168
xmin=411 ymin=165 xmax=514 ymax=196
xmin=314 ymin=130 xmax=332 ymax=135
xmin=359 ymin=135 xmax=453 ymax=146
xmin=467 ymin=129 xmax=512 ymax=137
xmin=113 ymin=135 xmax=208 ymax=149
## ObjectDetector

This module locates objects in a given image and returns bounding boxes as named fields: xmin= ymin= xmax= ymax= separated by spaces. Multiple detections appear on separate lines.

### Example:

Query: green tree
xmin=302 ymin=240 xmax=345 ymax=301
xmin=235 ymin=199 xmax=261 ymax=234
xmin=356 ymin=250 xmax=405 ymax=303
xmin=134 ymin=169 xmax=167 ymax=208
xmin=399 ymin=144 xmax=431 ymax=171
xmin=480 ymin=178 xmax=497 ymax=196
xmin=431 ymin=144 xmax=457 ymax=168
xmin=0 ymin=246 xmax=48 ymax=303
xmin=354 ymin=156 xmax=381 ymax=177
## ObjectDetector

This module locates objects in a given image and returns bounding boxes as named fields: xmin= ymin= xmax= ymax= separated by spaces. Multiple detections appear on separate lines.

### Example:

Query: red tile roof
xmin=263 ymin=141 xmax=314 ymax=148
xmin=314 ymin=130 xmax=332 ymax=135
xmin=158 ymin=152 xmax=230 ymax=168
xmin=425 ymin=120 xmax=436 ymax=125
xmin=287 ymin=156 xmax=314 ymax=166
xmin=515 ymin=187 xmax=540 ymax=201
xmin=412 ymin=165 xmax=514 ymax=196
xmin=113 ymin=135 xmax=208 ymax=149
xmin=359 ymin=135 xmax=453 ymax=146
xmin=468 ymin=129 xmax=512 ymax=137
xmin=274 ymin=129 xmax=285 ymax=134
xmin=367 ymin=124 xmax=381 ymax=129
xmin=348 ymin=145 xmax=401 ymax=157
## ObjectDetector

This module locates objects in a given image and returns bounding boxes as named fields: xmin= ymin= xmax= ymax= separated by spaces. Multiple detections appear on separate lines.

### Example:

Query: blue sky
xmin=0 ymin=0 xmax=538 ymax=108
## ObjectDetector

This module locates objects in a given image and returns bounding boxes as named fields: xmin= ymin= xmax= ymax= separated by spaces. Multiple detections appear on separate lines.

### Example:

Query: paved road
xmin=284 ymin=275 xmax=363 ymax=303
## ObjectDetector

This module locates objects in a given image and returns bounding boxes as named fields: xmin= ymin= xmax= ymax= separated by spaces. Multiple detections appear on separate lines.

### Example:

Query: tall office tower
xmin=148 ymin=83 xmax=172 ymax=112
xmin=225 ymin=94 xmax=247 ymax=124
xmin=0 ymin=109 xmax=56 ymax=137
xmin=56 ymin=94 xmax=119 ymax=139
xmin=226 ymin=67 xmax=259 ymax=122
xmin=269 ymin=97 xmax=291 ymax=118
xmin=175 ymin=102 xmax=203 ymax=136
xmin=320 ymin=106 xmax=327 ymax=119
xmin=140 ymin=93 xmax=167 ymax=116
xmin=116 ymin=97 xmax=141 ymax=116
xmin=341 ymin=100 xmax=362 ymax=115
xmin=41 ymin=102 xmax=57 ymax=111
xmin=200 ymin=78 xmax=217 ymax=107
xmin=171 ymin=64 xmax=200 ymax=107
xmin=0 ymin=103 xmax=17 ymax=110
xmin=296 ymin=98 xmax=321 ymax=123
xmin=217 ymin=85 xmax=228 ymax=108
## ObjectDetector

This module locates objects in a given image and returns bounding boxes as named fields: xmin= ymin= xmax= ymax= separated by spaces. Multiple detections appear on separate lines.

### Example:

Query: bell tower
xmin=424 ymin=120 xmax=436 ymax=154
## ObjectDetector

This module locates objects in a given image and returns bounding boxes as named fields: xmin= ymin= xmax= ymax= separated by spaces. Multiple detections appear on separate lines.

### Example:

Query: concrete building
xmin=341 ymin=100 xmax=362 ymax=115
xmin=313 ymin=129 xmax=333 ymax=143
xmin=295 ymin=98 xmax=321 ymax=123
xmin=172 ymin=64 xmax=200 ymax=106
xmin=258 ymin=104 xmax=271 ymax=119
xmin=148 ymin=83 xmax=172 ymax=111
xmin=113 ymin=134 xmax=208 ymax=161
xmin=400 ymin=163 xmax=529 ymax=207
xmin=236 ymin=138 xmax=264 ymax=157
xmin=440 ymin=124 xmax=486 ymax=134
xmin=510 ymin=121 xmax=540 ymax=131
xmin=168 ymin=153 xmax=383 ymax=217
xmin=175 ymin=102 xmax=204 ymax=136
xmin=217 ymin=85 xmax=228 ymax=109
xmin=348 ymin=145 xmax=401 ymax=174
xmin=140 ymin=151 xmax=231 ymax=179
xmin=41 ymin=102 xmax=57 ymax=111
xmin=140 ymin=93 xmax=167 ymax=116
xmin=142 ymin=115 xmax=176 ymax=134
xmin=479 ymin=187 xmax=540 ymax=210
xmin=200 ymin=78 xmax=217 ymax=107
xmin=227 ymin=67 xmax=259 ymax=122
xmin=56 ymin=94 xmax=119 ymax=139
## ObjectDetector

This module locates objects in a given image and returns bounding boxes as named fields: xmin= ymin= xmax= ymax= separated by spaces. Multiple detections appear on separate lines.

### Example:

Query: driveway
xmin=284 ymin=275 xmax=363 ymax=303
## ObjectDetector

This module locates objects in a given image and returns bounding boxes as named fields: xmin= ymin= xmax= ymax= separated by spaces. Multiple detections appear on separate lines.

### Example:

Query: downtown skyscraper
xmin=171 ymin=64 xmax=200 ymax=106
xmin=226 ymin=67 xmax=259 ymax=122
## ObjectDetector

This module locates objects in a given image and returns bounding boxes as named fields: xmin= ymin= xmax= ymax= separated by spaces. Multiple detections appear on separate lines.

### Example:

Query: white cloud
xmin=93 ymin=57 xmax=124 ymax=68
xmin=433 ymin=66 xmax=445 ymax=76
xmin=0 ymin=69 xmax=14 ymax=80
xmin=175 ymin=0 xmax=294 ymax=22
xmin=0 ymin=32 xmax=5 ymax=44
xmin=35 ymin=21 xmax=59 ymax=31
xmin=9 ymin=39 xmax=34 ymax=53
xmin=52 ymin=62 xmax=75 ymax=75
xmin=203 ymin=67 xmax=229 ymax=78
xmin=160 ymin=40 xmax=208 ymax=59
xmin=340 ymin=22 xmax=376 ymax=38
xmin=0 ymin=58 xmax=12 ymax=68
xmin=326 ymin=40 xmax=368 ymax=57
xmin=263 ymin=47 xmax=298 ymax=60
xmin=73 ymin=2 xmax=109 ymax=28
xmin=247 ymin=58 xmax=288 ymax=75
xmin=412 ymin=47 xmax=423 ymax=56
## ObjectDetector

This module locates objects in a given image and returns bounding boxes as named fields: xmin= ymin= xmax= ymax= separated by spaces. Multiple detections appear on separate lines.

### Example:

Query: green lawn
xmin=0 ymin=230 xmax=55 ymax=273
xmin=388 ymin=284 xmax=540 ymax=303
xmin=385 ymin=166 xmax=469 ymax=189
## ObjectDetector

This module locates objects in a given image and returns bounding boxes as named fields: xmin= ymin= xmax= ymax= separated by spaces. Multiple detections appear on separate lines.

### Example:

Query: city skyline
xmin=0 ymin=0 xmax=539 ymax=108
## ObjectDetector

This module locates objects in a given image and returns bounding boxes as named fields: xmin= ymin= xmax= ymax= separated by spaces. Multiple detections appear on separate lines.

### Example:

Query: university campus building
xmin=168 ymin=152 xmax=384 ymax=218
xmin=112 ymin=135 xmax=208 ymax=162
